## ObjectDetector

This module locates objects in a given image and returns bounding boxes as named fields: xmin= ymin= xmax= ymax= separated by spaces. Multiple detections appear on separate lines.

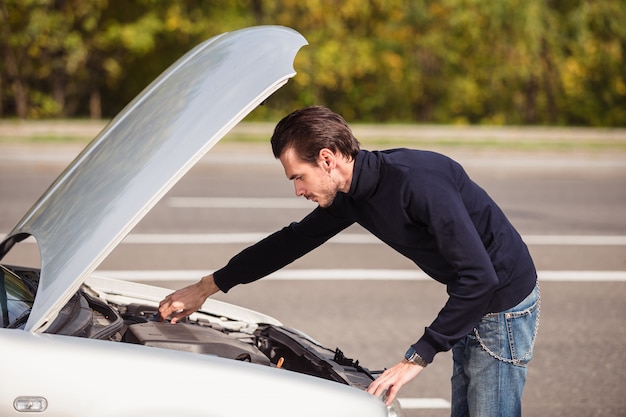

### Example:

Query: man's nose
xmin=294 ymin=182 xmax=305 ymax=197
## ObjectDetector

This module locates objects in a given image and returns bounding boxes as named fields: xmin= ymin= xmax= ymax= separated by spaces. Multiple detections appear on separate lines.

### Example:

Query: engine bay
xmin=115 ymin=302 xmax=376 ymax=388
xmin=66 ymin=284 xmax=375 ymax=389
xmin=123 ymin=313 xmax=272 ymax=365
xmin=1 ymin=264 xmax=377 ymax=389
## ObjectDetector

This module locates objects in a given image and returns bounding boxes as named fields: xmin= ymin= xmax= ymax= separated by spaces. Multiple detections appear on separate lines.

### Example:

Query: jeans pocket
xmin=504 ymin=295 xmax=540 ymax=365
xmin=473 ymin=286 xmax=540 ymax=367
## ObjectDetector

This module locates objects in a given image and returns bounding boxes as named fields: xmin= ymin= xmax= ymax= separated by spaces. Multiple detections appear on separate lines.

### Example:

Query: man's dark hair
xmin=271 ymin=106 xmax=361 ymax=164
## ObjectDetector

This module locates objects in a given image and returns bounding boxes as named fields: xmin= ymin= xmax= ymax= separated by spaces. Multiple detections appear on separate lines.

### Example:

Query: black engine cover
xmin=124 ymin=321 xmax=270 ymax=365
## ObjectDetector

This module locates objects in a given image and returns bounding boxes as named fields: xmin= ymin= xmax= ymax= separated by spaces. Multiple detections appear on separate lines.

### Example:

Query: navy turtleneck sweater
xmin=214 ymin=149 xmax=537 ymax=363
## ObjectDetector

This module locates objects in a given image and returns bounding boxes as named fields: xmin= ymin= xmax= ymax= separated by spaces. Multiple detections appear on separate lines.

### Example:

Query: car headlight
xmin=386 ymin=398 xmax=406 ymax=417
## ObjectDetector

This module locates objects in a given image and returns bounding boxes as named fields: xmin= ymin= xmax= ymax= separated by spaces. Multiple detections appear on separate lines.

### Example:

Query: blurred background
xmin=1 ymin=0 xmax=625 ymax=126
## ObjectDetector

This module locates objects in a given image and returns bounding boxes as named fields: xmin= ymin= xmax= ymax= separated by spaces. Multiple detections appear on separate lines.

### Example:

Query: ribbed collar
xmin=346 ymin=150 xmax=380 ymax=200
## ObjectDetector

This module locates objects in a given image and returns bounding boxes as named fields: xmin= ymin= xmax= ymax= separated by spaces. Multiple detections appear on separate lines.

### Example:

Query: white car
xmin=0 ymin=26 xmax=405 ymax=417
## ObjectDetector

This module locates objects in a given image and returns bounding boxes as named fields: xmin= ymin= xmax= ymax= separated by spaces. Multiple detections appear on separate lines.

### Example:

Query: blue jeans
xmin=450 ymin=285 xmax=540 ymax=417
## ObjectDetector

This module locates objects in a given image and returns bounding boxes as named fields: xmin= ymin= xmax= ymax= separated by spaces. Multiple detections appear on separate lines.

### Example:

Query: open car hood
xmin=0 ymin=26 xmax=307 ymax=333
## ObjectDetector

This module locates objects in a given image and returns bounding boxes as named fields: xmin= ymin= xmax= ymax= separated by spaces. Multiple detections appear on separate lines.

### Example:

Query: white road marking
xmin=119 ymin=233 xmax=626 ymax=246
xmin=5 ymin=232 xmax=625 ymax=246
xmin=93 ymin=269 xmax=626 ymax=282
xmin=523 ymin=235 xmax=626 ymax=246
xmin=168 ymin=197 xmax=314 ymax=209
xmin=5 ymin=230 xmax=625 ymax=283
xmin=397 ymin=397 xmax=451 ymax=409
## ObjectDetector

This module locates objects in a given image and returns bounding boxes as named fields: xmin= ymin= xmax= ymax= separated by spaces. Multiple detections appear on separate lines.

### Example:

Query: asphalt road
xmin=1 ymin=139 xmax=625 ymax=417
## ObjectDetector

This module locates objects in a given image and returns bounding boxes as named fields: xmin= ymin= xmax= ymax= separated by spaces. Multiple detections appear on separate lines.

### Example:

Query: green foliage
xmin=560 ymin=0 xmax=626 ymax=125
xmin=0 ymin=0 xmax=624 ymax=126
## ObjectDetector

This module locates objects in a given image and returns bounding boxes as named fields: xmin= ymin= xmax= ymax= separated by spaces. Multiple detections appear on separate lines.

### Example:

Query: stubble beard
xmin=317 ymin=189 xmax=338 ymax=208
xmin=314 ymin=167 xmax=342 ymax=208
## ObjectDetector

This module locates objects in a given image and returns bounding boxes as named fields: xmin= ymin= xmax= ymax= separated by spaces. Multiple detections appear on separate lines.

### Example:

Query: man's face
xmin=279 ymin=147 xmax=339 ymax=208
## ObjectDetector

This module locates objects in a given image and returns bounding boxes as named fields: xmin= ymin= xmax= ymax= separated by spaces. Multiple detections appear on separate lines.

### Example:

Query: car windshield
xmin=0 ymin=265 xmax=34 ymax=329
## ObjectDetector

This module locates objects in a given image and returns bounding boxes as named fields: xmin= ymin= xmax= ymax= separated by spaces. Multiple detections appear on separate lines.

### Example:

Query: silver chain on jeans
xmin=473 ymin=285 xmax=541 ymax=366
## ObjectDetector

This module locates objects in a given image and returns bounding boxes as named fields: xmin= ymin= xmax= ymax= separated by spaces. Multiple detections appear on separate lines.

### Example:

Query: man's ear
xmin=318 ymin=148 xmax=335 ymax=170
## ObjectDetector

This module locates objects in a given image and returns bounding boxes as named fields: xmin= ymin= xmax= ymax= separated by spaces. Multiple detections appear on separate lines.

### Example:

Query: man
xmin=158 ymin=106 xmax=540 ymax=417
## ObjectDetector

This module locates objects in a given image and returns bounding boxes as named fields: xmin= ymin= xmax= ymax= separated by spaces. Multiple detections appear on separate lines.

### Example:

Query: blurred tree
xmin=561 ymin=0 xmax=626 ymax=125
xmin=264 ymin=0 xmax=420 ymax=121
xmin=98 ymin=0 xmax=257 ymax=116
xmin=1 ymin=0 xmax=34 ymax=118
xmin=0 ymin=0 xmax=624 ymax=125
xmin=261 ymin=0 xmax=568 ymax=124
xmin=0 ymin=0 xmax=110 ymax=118
xmin=409 ymin=0 xmax=564 ymax=124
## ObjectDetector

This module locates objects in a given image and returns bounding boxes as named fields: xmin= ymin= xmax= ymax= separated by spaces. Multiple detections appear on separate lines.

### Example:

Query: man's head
xmin=271 ymin=106 xmax=360 ymax=207
xmin=271 ymin=106 xmax=360 ymax=163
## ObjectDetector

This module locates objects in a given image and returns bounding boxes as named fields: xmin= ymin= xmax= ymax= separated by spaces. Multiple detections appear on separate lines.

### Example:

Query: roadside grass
xmin=226 ymin=136 xmax=626 ymax=153
xmin=1 ymin=120 xmax=625 ymax=153
xmin=356 ymin=137 xmax=626 ymax=152
xmin=0 ymin=134 xmax=90 ymax=144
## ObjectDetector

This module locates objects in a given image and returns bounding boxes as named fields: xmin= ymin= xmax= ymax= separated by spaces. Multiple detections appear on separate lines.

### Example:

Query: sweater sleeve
xmin=213 ymin=206 xmax=353 ymax=292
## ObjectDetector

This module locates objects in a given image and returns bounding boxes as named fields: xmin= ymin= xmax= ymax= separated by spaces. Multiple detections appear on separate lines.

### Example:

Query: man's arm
xmin=158 ymin=206 xmax=353 ymax=322
xmin=213 ymin=207 xmax=354 ymax=292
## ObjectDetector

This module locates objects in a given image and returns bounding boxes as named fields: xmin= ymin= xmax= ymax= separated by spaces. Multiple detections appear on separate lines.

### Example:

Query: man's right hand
xmin=158 ymin=274 xmax=220 ymax=323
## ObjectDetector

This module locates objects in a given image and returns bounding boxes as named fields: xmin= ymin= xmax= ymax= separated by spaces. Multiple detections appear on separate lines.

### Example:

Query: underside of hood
xmin=0 ymin=26 xmax=307 ymax=333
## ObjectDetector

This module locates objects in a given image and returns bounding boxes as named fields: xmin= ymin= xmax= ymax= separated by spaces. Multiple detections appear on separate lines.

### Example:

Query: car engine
xmin=29 ymin=274 xmax=377 ymax=390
